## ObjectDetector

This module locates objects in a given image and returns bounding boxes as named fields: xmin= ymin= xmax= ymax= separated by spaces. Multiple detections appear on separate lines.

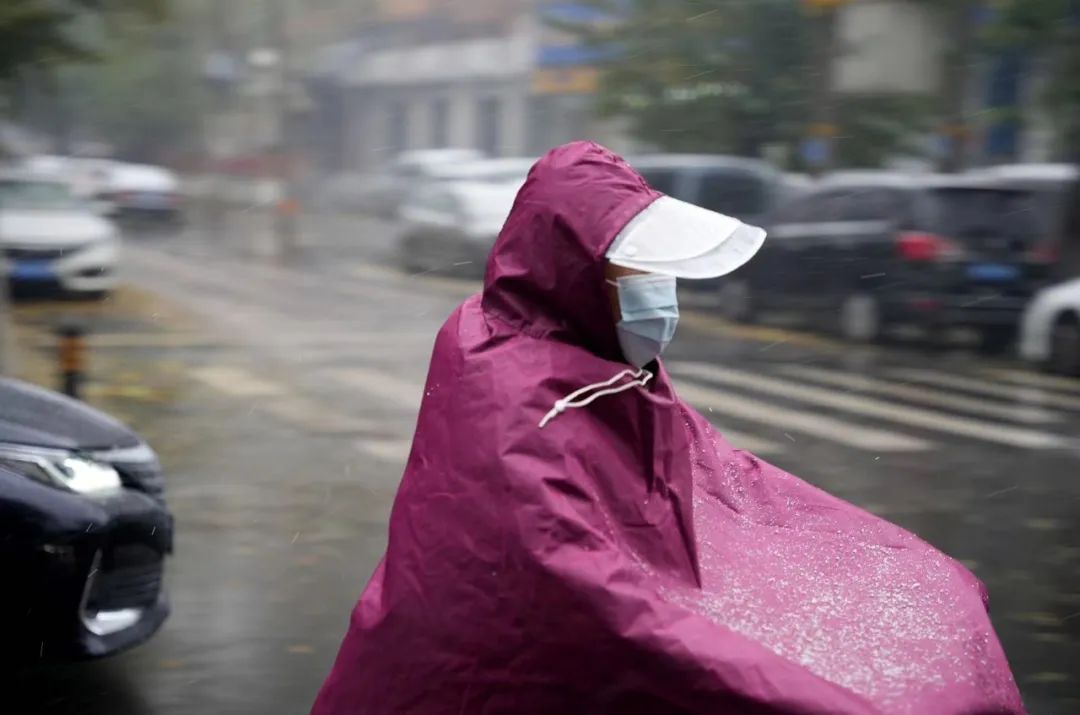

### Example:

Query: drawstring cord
xmin=538 ymin=368 xmax=654 ymax=429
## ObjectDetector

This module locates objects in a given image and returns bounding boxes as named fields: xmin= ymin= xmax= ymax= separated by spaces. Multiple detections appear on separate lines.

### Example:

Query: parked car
xmin=975 ymin=163 xmax=1080 ymax=280
xmin=423 ymin=157 xmax=534 ymax=186
xmin=0 ymin=377 xmax=173 ymax=660
xmin=1019 ymin=278 xmax=1080 ymax=375
xmin=630 ymin=154 xmax=785 ymax=226
xmin=629 ymin=154 xmax=785 ymax=294
xmin=727 ymin=171 xmax=1050 ymax=350
xmin=93 ymin=163 xmax=184 ymax=230
xmin=398 ymin=180 xmax=520 ymax=278
xmin=0 ymin=171 xmax=120 ymax=299
xmin=373 ymin=148 xmax=487 ymax=219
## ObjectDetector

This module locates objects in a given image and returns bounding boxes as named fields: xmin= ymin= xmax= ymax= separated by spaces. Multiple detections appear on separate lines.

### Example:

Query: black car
xmin=724 ymin=172 xmax=1050 ymax=350
xmin=0 ymin=377 xmax=172 ymax=661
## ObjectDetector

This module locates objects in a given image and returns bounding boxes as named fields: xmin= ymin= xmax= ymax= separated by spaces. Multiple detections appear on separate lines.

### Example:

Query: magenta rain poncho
xmin=313 ymin=142 xmax=1023 ymax=714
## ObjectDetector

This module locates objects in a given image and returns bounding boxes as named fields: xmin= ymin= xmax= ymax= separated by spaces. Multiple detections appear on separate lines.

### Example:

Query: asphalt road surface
xmin=9 ymin=212 xmax=1080 ymax=714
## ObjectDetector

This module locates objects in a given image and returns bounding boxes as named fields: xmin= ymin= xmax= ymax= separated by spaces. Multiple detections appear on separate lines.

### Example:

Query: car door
xmin=757 ymin=193 xmax=821 ymax=309
xmin=829 ymin=187 xmax=906 ymax=304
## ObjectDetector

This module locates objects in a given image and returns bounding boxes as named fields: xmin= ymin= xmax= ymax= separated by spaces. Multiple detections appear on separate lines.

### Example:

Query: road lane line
xmin=674 ymin=363 xmax=1068 ymax=450
xmin=981 ymin=367 xmax=1080 ymax=394
xmin=887 ymin=368 xmax=1080 ymax=411
xmin=673 ymin=380 xmax=929 ymax=452
xmin=779 ymin=365 xmax=1062 ymax=425
xmin=190 ymin=366 xmax=286 ymax=397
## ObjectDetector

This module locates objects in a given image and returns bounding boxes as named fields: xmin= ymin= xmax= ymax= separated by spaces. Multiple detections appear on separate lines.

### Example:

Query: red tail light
xmin=1028 ymin=241 xmax=1059 ymax=264
xmin=896 ymin=231 xmax=963 ymax=262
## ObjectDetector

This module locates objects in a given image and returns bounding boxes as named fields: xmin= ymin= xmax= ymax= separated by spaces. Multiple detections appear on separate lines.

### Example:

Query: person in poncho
xmin=313 ymin=142 xmax=1023 ymax=714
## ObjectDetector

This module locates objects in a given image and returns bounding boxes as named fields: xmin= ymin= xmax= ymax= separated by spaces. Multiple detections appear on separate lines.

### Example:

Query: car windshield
xmin=0 ymin=179 xmax=84 ymax=211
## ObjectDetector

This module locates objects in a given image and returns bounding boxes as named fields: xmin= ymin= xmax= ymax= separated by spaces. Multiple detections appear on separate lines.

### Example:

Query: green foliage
xmin=0 ymin=0 xmax=167 ymax=81
xmin=61 ymin=16 xmax=201 ymax=160
xmin=560 ymin=0 xmax=931 ymax=167
xmin=988 ymin=0 xmax=1080 ymax=158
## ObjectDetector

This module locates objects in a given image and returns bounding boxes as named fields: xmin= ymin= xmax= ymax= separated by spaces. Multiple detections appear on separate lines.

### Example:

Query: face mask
xmin=610 ymin=274 xmax=679 ymax=368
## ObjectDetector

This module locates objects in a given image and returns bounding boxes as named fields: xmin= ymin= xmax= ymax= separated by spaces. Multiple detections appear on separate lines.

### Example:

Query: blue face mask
xmin=610 ymin=274 xmax=679 ymax=368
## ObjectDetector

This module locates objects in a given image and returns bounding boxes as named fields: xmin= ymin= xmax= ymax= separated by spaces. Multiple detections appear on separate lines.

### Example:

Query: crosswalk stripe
xmin=705 ymin=428 xmax=786 ymax=456
xmin=779 ymin=365 xmax=1062 ymax=425
xmin=888 ymin=368 xmax=1080 ymax=411
xmin=190 ymin=366 xmax=286 ymax=397
xmin=673 ymin=362 xmax=1068 ymax=450
xmin=356 ymin=438 xmax=413 ymax=463
xmin=673 ymin=380 xmax=929 ymax=452
xmin=981 ymin=367 xmax=1080 ymax=394
xmin=261 ymin=397 xmax=381 ymax=435
xmin=191 ymin=365 xmax=383 ymax=434
xmin=324 ymin=367 xmax=425 ymax=410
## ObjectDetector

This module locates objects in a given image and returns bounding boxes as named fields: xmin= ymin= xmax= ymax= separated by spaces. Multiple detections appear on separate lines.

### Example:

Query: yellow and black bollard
xmin=57 ymin=322 xmax=87 ymax=399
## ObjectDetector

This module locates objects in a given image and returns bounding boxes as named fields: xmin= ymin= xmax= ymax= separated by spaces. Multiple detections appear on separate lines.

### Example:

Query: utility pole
xmin=802 ymin=0 xmax=846 ymax=176
xmin=938 ymin=1 xmax=976 ymax=173
xmin=265 ymin=0 xmax=300 ymax=261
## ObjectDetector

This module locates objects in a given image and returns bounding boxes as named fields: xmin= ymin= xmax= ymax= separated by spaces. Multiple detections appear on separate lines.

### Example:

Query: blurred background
xmin=1 ymin=1 xmax=1079 ymax=713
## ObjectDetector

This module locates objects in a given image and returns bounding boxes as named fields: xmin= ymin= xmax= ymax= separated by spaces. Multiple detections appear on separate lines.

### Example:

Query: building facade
xmin=309 ymin=0 xmax=635 ymax=171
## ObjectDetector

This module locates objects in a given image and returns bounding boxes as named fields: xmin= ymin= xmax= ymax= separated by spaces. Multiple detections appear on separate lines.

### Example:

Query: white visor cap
xmin=605 ymin=195 xmax=767 ymax=279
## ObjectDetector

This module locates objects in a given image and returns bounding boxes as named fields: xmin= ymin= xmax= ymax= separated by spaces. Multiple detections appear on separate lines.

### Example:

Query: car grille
xmin=112 ymin=458 xmax=166 ymax=499
xmin=4 ymin=246 xmax=73 ymax=261
xmin=85 ymin=545 xmax=164 ymax=611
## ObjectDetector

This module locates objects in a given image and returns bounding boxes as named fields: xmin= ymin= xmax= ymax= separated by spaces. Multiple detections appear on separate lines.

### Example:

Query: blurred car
xmin=729 ymin=171 xmax=1049 ymax=350
xmin=0 ymin=171 xmax=120 ymax=298
xmin=1019 ymin=278 xmax=1080 ymax=375
xmin=398 ymin=180 xmax=520 ymax=278
xmin=374 ymin=148 xmax=487 ymax=218
xmin=629 ymin=154 xmax=785 ymax=294
xmin=423 ymin=157 xmax=534 ymax=186
xmin=975 ymin=163 xmax=1079 ymax=279
xmin=0 ymin=377 xmax=173 ymax=660
xmin=93 ymin=163 xmax=184 ymax=230
xmin=630 ymin=154 xmax=785 ymax=225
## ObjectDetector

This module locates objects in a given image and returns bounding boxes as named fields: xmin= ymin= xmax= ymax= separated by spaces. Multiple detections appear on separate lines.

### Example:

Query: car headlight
xmin=0 ymin=444 xmax=122 ymax=495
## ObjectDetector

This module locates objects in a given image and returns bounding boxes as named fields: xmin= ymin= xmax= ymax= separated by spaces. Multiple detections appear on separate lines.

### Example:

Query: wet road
xmin=8 ymin=212 xmax=1080 ymax=714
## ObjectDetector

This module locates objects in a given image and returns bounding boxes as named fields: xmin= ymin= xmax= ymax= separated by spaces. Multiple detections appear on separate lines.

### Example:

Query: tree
xmin=558 ymin=0 xmax=931 ymax=167
xmin=988 ymin=0 xmax=1080 ymax=160
xmin=0 ymin=0 xmax=166 ymax=83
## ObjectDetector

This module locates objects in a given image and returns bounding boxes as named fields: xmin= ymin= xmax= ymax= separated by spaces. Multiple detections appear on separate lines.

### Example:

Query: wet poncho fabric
xmin=313 ymin=142 xmax=1023 ymax=714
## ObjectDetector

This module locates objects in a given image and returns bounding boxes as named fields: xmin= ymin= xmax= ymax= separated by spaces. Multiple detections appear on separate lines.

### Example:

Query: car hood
xmin=0 ymin=378 xmax=140 ymax=451
xmin=0 ymin=210 xmax=114 ymax=246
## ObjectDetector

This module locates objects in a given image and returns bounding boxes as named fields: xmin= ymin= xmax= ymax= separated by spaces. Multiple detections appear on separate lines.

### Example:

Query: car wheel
xmin=979 ymin=326 xmax=1016 ymax=355
xmin=718 ymin=278 xmax=754 ymax=323
xmin=839 ymin=293 xmax=882 ymax=343
xmin=1047 ymin=313 xmax=1080 ymax=376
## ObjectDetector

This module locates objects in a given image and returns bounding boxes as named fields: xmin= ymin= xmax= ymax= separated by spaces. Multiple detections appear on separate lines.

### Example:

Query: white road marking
xmin=981 ymin=367 xmax=1080 ymax=394
xmin=673 ymin=380 xmax=929 ymax=452
xmin=888 ymin=368 xmax=1080 ymax=411
xmin=779 ymin=365 xmax=1062 ymax=425
xmin=675 ymin=363 xmax=1068 ymax=450
xmin=190 ymin=366 xmax=286 ymax=397
xmin=191 ymin=365 xmax=382 ymax=434
xmin=710 ymin=428 xmax=787 ymax=456
xmin=261 ymin=396 xmax=380 ymax=435
xmin=355 ymin=438 xmax=413 ymax=463
xmin=324 ymin=367 xmax=425 ymax=410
